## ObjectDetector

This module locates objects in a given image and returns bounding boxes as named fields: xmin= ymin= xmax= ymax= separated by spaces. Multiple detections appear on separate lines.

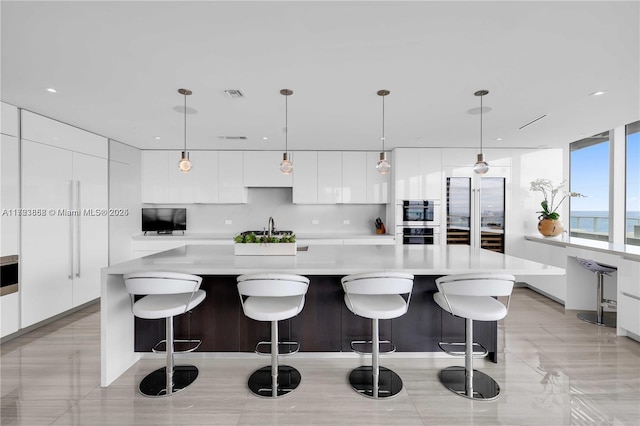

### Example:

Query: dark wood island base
xmin=134 ymin=275 xmax=498 ymax=362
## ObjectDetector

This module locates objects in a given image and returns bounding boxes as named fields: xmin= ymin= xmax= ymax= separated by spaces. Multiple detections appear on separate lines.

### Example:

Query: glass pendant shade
xmin=376 ymin=152 xmax=390 ymax=174
xmin=280 ymin=152 xmax=293 ymax=174
xmin=179 ymin=151 xmax=192 ymax=173
xmin=473 ymin=153 xmax=489 ymax=175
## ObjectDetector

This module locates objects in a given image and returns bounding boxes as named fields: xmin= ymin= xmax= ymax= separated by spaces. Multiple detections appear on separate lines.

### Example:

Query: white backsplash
xmin=143 ymin=187 xmax=386 ymax=235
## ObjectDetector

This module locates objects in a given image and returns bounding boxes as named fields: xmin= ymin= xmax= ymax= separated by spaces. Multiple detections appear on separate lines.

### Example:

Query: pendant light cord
xmin=382 ymin=95 xmax=385 ymax=152
xmin=285 ymin=94 xmax=288 ymax=153
xmin=183 ymin=92 xmax=187 ymax=152
xmin=479 ymin=94 xmax=483 ymax=155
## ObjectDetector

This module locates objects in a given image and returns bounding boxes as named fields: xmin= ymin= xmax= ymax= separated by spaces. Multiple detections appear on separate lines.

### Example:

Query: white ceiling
xmin=1 ymin=1 xmax=639 ymax=152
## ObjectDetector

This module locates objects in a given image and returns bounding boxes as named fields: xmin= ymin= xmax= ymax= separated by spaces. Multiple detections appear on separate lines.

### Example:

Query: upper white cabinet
xmin=342 ymin=152 xmax=367 ymax=203
xmin=243 ymin=151 xmax=293 ymax=187
xmin=142 ymin=150 xmax=246 ymax=204
xmin=366 ymin=152 xmax=389 ymax=204
xmin=1 ymin=102 xmax=18 ymax=137
xmin=292 ymin=151 xmax=318 ymax=204
xmin=21 ymin=110 xmax=107 ymax=159
xmin=318 ymin=151 xmax=342 ymax=203
xmin=219 ymin=151 xmax=247 ymax=203
xmin=394 ymin=148 xmax=442 ymax=200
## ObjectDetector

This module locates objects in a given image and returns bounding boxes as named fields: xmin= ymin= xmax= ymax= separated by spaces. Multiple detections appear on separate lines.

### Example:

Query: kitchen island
xmin=101 ymin=244 xmax=564 ymax=386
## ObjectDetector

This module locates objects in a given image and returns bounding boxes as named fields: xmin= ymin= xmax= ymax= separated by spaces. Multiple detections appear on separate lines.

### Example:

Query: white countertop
xmin=132 ymin=232 xmax=395 ymax=241
xmin=105 ymin=244 xmax=565 ymax=276
xmin=525 ymin=235 xmax=640 ymax=261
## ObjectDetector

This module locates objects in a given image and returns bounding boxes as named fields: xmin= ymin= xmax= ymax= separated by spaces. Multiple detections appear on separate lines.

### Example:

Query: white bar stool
xmin=575 ymin=257 xmax=617 ymax=327
xmin=123 ymin=271 xmax=205 ymax=397
xmin=237 ymin=273 xmax=310 ymax=398
xmin=341 ymin=271 xmax=414 ymax=399
xmin=433 ymin=273 xmax=514 ymax=400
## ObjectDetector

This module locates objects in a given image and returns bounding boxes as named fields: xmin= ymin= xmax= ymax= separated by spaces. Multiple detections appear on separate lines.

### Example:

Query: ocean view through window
xmin=570 ymin=132 xmax=610 ymax=241
xmin=627 ymin=120 xmax=640 ymax=246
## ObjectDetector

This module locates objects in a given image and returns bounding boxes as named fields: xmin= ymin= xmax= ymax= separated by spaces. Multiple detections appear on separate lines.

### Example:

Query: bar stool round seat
xmin=341 ymin=272 xmax=414 ymax=399
xmin=575 ymin=257 xmax=617 ymax=327
xmin=124 ymin=271 xmax=205 ymax=397
xmin=237 ymin=273 xmax=310 ymax=398
xmin=433 ymin=273 xmax=514 ymax=401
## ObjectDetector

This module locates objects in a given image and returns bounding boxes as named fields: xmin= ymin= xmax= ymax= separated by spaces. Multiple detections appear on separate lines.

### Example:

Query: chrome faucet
xmin=268 ymin=217 xmax=276 ymax=238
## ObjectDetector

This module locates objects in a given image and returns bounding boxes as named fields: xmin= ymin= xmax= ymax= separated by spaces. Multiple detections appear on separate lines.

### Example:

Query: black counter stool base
xmin=439 ymin=366 xmax=500 ymax=400
xmin=248 ymin=365 xmax=301 ymax=398
xmin=348 ymin=366 xmax=403 ymax=399
xmin=139 ymin=365 xmax=199 ymax=397
xmin=577 ymin=311 xmax=617 ymax=328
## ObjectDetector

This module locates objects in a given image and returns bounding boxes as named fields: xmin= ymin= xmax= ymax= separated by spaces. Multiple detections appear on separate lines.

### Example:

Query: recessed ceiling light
xmin=155 ymin=136 xmax=161 ymax=140
xmin=589 ymin=91 xmax=606 ymax=97
xmin=495 ymin=137 xmax=503 ymax=141
xmin=262 ymin=137 xmax=268 ymax=140
xmin=46 ymin=88 xmax=57 ymax=93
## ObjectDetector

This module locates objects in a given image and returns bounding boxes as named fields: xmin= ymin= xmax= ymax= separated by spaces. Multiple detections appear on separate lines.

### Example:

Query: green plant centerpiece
xmin=529 ymin=179 xmax=585 ymax=236
xmin=233 ymin=232 xmax=297 ymax=256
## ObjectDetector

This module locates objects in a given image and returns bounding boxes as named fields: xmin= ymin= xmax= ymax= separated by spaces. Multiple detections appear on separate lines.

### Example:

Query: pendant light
xmin=279 ymin=89 xmax=293 ymax=174
xmin=376 ymin=89 xmax=391 ymax=174
xmin=473 ymin=89 xmax=489 ymax=175
xmin=178 ymin=88 xmax=193 ymax=173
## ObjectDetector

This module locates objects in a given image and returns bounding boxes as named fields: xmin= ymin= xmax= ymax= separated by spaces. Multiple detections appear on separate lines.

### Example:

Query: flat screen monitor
xmin=142 ymin=208 xmax=186 ymax=234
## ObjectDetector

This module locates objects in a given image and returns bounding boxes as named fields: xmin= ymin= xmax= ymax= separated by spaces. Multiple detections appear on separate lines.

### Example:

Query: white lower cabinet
xmin=618 ymin=258 xmax=640 ymax=336
xmin=21 ymin=140 xmax=107 ymax=327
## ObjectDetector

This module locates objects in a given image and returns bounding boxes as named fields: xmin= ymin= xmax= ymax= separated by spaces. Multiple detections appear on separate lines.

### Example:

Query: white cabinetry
xmin=293 ymin=151 xmax=387 ymax=204
xmin=1 ymin=102 xmax=20 ymax=337
xmin=141 ymin=150 xmax=246 ymax=204
xmin=318 ymin=152 xmax=342 ymax=204
xmin=618 ymin=258 xmax=640 ymax=337
xmin=292 ymin=151 xmax=318 ymax=204
xmin=21 ymin=135 xmax=107 ymax=328
xmin=243 ymin=151 xmax=293 ymax=187
xmin=342 ymin=152 xmax=367 ymax=203
xmin=394 ymin=148 xmax=442 ymax=200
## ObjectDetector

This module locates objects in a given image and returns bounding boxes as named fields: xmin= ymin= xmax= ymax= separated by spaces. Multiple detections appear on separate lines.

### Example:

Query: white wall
xmin=109 ymin=141 xmax=141 ymax=264
xmin=144 ymin=187 xmax=387 ymax=236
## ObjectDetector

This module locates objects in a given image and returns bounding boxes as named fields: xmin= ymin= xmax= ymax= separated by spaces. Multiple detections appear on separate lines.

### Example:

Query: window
xmin=626 ymin=121 xmax=640 ymax=246
xmin=570 ymin=132 xmax=610 ymax=241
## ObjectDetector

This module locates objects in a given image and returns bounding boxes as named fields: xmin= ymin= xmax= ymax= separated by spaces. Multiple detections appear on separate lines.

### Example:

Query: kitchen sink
xmin=241 ymin=230 xmax=294 ymax=236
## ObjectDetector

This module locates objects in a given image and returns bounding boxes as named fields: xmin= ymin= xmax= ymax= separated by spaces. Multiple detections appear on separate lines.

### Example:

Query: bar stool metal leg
xmin=438 ymin=318 xmax=501 ymax=400
xmin=577 ymin=271 xmax=617 ymax=327
xmin=247 ymin=320 xmax=301 ymax=398
xmin=139 ymin=315 xmax=199 ymax=397
xmin=348 ymin=318 xmax=403 ymax=399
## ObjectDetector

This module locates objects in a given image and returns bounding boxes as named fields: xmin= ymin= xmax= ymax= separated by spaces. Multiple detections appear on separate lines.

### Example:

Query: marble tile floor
xmin=1 ymin=288 xmax=639 ymax=425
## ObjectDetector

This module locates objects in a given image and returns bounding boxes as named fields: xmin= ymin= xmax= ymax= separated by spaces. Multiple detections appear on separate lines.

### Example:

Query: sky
xmin=570 ymin=131 xmax=639 ymax=214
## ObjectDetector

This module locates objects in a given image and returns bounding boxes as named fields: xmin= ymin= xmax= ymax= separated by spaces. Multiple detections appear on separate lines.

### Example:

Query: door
xmin=72 ymin=152 xmax=108 ymax=306
xmin=21 ymin=141 xmax=74 ymax=327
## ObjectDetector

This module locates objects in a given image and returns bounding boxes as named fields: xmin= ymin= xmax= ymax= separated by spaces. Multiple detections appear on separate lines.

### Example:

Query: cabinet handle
xmin=622 ymin=292 xmax=640 ymax=301
xmin=75 ymin=181 xmax=81 ymax=278
xmin=68 ymin=180 xmax=73 ymax=280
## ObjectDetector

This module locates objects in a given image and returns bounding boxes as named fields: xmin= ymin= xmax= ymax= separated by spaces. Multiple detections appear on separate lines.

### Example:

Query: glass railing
xmin=570 ymin=215 xmax=640 ymax=245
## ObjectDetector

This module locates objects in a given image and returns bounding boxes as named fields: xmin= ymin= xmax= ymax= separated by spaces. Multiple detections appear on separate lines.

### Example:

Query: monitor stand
xmin=157 ymin=230 xmax=174 ymax=235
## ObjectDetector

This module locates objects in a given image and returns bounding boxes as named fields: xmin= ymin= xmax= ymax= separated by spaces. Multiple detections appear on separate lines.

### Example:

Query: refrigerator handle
xmin=75 ymin=180 xmax=81 ymax=278
xmin=68 ymin=180 xmax=73 ymax=280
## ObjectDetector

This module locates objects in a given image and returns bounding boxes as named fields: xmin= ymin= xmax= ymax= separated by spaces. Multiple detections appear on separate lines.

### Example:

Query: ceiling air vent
xmin=224 ymin=89 xmax=245 ymax=99
xmin=519 ymin=114 xmax=548 ymax=130
xmin=218 ymin=136 xmax=247 ymax=140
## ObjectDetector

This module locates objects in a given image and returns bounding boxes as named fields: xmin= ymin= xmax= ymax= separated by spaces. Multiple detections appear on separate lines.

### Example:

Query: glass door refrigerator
xmin=445 ymin=168 xmax=507 ymax=253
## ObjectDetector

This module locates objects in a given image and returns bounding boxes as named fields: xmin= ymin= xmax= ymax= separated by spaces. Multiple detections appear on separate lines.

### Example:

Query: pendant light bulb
xmin=376 ymin=152 xmax=390 ymax=174
xmin=280 ymin=89 xmax=294 ymax=174
xmin=177 ymin=88 xmax=193 ymax=173
xmin=376 ymin=90 xmax=391 ymax=174
xmin=473 ymin=89 xmax=489 ymax=175
xmin=179 ymin=151 xmax=191 ymax=173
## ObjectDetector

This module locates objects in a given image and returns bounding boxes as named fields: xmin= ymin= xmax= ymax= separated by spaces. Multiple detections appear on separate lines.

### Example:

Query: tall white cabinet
xmin=21 ymin=111 xmax=108 ymax=327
